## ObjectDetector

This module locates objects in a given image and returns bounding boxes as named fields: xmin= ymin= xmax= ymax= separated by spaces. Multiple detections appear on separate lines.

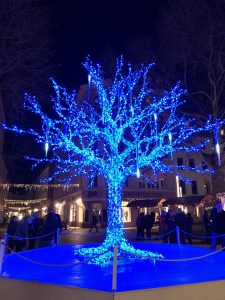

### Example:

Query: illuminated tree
xmin=3 ymin=57 xmax=223 ymax=265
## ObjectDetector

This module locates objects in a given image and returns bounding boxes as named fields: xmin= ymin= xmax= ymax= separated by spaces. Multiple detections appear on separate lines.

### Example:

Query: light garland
xmin=0 ymin=183 xmax=79 ymax=191
xmin=2 ymin=56 xmax=224 ymax=265
xmin=5 ymin=199 xmax=46 ymax=205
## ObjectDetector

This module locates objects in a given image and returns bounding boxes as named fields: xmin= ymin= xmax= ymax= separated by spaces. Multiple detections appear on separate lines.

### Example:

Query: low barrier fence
xmin=1 ymin=226 xmax=225 ymax=291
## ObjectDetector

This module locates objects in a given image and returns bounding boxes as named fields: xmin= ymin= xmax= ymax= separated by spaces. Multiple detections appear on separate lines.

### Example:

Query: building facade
xmin=0 ymin=94 xmax=7 ymax=223
xmin=48 ymin=148 xmax=212 ymax=228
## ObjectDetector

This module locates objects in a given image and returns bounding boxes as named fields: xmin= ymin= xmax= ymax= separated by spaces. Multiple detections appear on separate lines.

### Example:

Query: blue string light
xmin=2 ymin=56 xmax=224 ymax=265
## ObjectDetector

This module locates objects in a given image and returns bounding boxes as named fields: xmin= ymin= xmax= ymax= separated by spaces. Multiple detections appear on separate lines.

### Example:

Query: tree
xmin=156 ymin=0 xmax=225 ymax=120
xmin=0 ymin=0 xmax=55 ymax=181
xmin=3 ymin=57 xmax=223 ymax=265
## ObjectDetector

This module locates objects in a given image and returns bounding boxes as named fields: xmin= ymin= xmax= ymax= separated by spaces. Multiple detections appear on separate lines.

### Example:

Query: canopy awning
xmin=127 ymin=198 xmax=163 ymax=208
xmin=163 ymin=195 xmax=205 ymax=206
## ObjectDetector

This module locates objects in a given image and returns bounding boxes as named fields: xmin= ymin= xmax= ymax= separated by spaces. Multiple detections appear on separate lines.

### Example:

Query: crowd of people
xmin=136 ymin=202 xmax=225 ymax=249
xmin=6 ymin=207 xmax=62 ymax=253
xmin=158 ymin=208 xmax=193 ymax=244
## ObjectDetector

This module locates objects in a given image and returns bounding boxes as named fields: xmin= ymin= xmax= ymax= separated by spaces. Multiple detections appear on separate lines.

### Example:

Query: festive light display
xmin=2 ymin=57 xmax=224 ymax=265
xmin=0 ymin=183 xmax=79 ymax=191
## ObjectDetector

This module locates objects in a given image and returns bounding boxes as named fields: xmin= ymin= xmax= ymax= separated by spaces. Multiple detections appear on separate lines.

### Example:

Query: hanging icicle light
xmin=136 ymin=168 xmax=140 ymax=178
xmin=88 ymin=74 xmax=92 ymax=101
xmin=45 ymin=142 xmax=49 ymax=157
xmin=136 ymin=142 xmax=140 ymax=178
xmin=45 ymin=120 xmax=50 ymax=157
xmin=154 ymin=113 xmax=158 ymax=145
xmin=216 ymin=143 xmax=221 ymax=166
xmin=215 ymin=128 xmax=221 ymax=166
xmin=168 ymin=132 xmax=173 ymax=159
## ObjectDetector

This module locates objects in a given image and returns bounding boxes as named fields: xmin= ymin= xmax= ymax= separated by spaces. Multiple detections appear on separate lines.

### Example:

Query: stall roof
xmin=163 ymin=195 xmax=205 ymax=206
xmin=127 ymin=199 xmax=163 ymax=208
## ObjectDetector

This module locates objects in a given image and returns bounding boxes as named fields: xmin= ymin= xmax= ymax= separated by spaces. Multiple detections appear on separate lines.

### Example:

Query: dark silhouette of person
xmin=210 ymin=202 xmax=225 ymax=250
xmin=14 ymin=216 xmax=28 ymax=252
xmin=28 ymin=211 xmax=41 ymax=250
xmin=7 ymin=216 xmax=18 ymax=253
xmin=159 ymin=210 xmax=168 ymax=242
xmin=175 ymin=208 xmax=187 ymax=244
xmin=186 ymin=213 xmax=193 ymax=245
xmin=144 ymin=212 xmax=155 ymax=238
xmin=165 ymin=209 xmax=176 ymax=243
xmin=41 ymin=207 xmax=61 ymax=246
xmin=89 ymin=213 xmax=98 ymax=232
xmin=136 ymin=212 xmax=145 ymax=239
xmin=203 ymin=210 xmax=211 ymax=244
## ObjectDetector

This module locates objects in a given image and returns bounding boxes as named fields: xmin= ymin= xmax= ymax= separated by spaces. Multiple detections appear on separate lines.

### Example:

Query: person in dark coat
xmin=203 ymin=210 xmax=211 ymax=244
xmin=159 ymin=210 xmax=168 ymax=242
xmin=89 ymin=213 xmax=98 ymax=232
xmin=6 ymin=216 xmax=18 ymax=253
xmin=41 ymin=207 xmax=61 ymax=247
xmin=210 ymin=202 xmax=225 ymax=250
xmin=165 ymin=209 xmax=176 ymax=243
xmin=144 ymin=212 xmax=155 ymax=238
xmin=186 ymin=213 xmax=193 ymax=245
xmin=136 ymin=212 xmax=145 ymax=239
xmin=14 ymin=216 xmax=28 ymax=252
xmin=175 ymin=208 xmax=187 ymax=244
xmin=28 ymin=211 xmax=41 ymax=250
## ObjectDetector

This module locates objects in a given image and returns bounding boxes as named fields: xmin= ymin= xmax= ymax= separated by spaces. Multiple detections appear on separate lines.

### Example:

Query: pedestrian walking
xmin=89 ymin=213 xmax=98 ymax=232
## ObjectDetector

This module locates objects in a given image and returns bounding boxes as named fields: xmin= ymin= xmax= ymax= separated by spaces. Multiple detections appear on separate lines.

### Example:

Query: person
xmin=136 ymin=212 xmax=145 ymax=239
xmin=27 ymin=211 xmax=41 ymax=250
xmin=159 ymin=210 xmax=168 ymax=242
xmin=186 ymin=213 xmax=193 ymax=245
xmin=203 ymin=210 xmax=211 ymax=244
xmin=210 ymin=202 xmax=225 ymax=250
xmin=41 ymin=207 xmax=61 ymax=247
xmin=14 ymin=216 xmax=28 ymax=252
xmin=89 ymin=212 xmax=98 ymax=232
xmin=144 ymin=212 xmax=155 ymax=239
xmin=165 ymin=209 xmax=176 ymax=243
xmin=6 ymin=216 xmax=18 ymax=253
xmin=175 ymin=208 xmax=187 ymax=244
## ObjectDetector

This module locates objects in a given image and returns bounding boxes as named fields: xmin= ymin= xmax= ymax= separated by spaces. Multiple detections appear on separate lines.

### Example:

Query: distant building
xmin=0 ymin=94 xmax=7 ymax=223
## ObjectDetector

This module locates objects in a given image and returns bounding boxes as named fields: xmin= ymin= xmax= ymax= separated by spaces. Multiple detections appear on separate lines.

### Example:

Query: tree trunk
xmin=105 ymin=180 xmax=126 ymax=247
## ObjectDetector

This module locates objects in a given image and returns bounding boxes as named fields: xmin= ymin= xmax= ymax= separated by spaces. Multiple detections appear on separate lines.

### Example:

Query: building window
xmin=160 ymin=178 xmax=164 ymax=188
xmin=202 ymin=162 xmax=208 ymax=170
xmin=204 ymin=182 xmax=211 ymax=194
xmin=139 ymin=180 xmax=146 ymax=188
xmin=177 ymin=157 xmax=183 ymax=167
xmin=179 ymin=179 xmax=186 ymax=194
xmin=88 ymin=176 xmax=98 ymax=187
xmin=152 ymin=180 xmax=159 ymax=188
xmin=191 ymin=181 xmax=198 ymax=194
xmin=189 ymin=158 xmax=195 ymax=168
xmin=122 ymin=201 xmax=131 ymax=222
xmin=69 ymin=205 xmax=76 ymax=222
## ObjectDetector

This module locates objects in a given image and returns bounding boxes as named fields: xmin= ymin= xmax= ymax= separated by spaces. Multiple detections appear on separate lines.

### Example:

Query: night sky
xmin=53 ymin=0 xmax=162 ymax=89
